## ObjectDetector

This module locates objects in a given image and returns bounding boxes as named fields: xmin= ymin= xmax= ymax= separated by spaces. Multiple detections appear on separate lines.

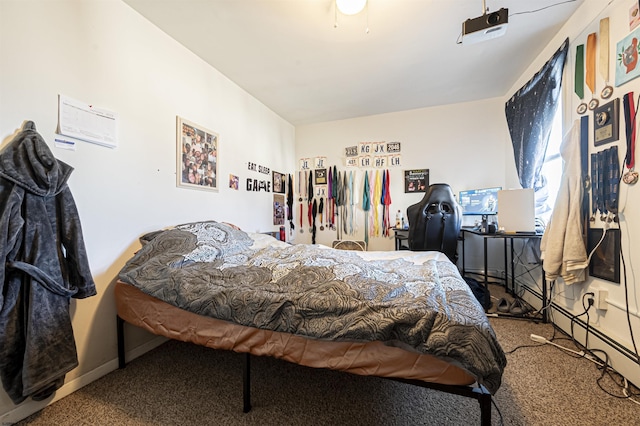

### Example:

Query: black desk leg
xmin=462 ymin=233 xmax=466 ymax=276
xmin=117 ymin=315 xmax=126 ymax=369
xmin=243 ymin=352 xmax=252 ymax=413
xmin=483 ymin=237 xmax=488 ymax=288
xmin=503 ymin=239 xmax=508 ymax=293
xmin=510 ymin=237 xmax=516 ymax=295
xmin=542 ymin=278 xmax=548 ymax=323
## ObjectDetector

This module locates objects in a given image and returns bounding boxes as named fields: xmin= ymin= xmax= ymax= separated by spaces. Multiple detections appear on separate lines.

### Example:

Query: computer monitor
xmin=458 ymin=187 xmax=501 ymax=216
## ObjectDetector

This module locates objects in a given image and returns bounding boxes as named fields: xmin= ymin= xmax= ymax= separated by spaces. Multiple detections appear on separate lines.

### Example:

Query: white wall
xmin=503 ymin=0 xmax=640 ymax=384
xmin=0 ymin=0 xmax=295 ymax=421
xmin=294 ymin=98 xmax=509 ymax=252
xmin=2 ymin=0 xmax=639 ymax=422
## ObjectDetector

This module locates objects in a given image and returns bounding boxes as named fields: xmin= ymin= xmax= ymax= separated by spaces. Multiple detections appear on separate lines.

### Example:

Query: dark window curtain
xmin=505 ymin=38 xmax=569 ymax=212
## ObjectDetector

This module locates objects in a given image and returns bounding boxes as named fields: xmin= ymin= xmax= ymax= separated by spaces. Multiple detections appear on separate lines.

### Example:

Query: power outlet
xmin=594 ymin=288 xmax=609 ymax=311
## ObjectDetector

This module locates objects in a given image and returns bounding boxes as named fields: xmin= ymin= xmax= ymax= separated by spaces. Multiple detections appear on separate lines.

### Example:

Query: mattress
xmin=115 ymin=280 xmax=476 ymax=386
xmin=116 ymin=221 xmax=506 ymax=393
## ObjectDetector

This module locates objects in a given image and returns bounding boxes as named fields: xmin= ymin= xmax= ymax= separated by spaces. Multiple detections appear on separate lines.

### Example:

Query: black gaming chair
xmin=406 ymin=183 xmax=462 ymax=263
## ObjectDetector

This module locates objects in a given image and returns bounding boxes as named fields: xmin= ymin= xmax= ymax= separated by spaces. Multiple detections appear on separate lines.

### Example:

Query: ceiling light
xmin=336 ymin=0 xmax=367 ymax=16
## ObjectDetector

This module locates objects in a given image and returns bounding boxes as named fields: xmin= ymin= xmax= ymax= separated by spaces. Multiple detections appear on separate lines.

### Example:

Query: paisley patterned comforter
xmin=118 ymin=221 xmax=506 ymax=393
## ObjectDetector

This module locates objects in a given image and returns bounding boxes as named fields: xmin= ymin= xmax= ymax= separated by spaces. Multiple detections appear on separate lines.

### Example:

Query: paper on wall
xmin=58 ymin=94 xmax=118 ymax=148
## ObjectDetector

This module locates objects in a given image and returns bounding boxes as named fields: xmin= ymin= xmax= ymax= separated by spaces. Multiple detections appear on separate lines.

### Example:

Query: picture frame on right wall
xmin=588 ymin=228 xmax=620 ymax=283
xmin=615 ymin=26 xmax=640 ymax=87
xmin=272 ymin=171 xmax=285 ymax=194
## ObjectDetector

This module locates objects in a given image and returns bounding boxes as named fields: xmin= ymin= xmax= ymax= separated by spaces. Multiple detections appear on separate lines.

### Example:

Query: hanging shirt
xmin=540 ymin=120 xmax=588 ymax=284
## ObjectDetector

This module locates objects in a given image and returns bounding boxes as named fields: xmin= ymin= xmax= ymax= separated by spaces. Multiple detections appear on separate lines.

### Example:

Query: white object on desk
xmin=498 ymin=189 xmax=535 ymax=233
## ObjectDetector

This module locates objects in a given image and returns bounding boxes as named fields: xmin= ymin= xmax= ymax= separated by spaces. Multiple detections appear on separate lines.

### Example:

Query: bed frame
xmin=115 ymin=314 xmax=493 ymax=425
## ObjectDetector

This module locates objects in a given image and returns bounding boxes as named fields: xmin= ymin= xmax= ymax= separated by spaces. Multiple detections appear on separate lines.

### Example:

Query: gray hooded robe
xmin=0 ymin=121 xmax=96 ymax=404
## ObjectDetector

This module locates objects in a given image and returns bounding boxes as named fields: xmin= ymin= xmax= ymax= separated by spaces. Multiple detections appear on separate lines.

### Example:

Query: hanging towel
xmin=383 ymin=170 xmax=392 ymax=236
xmin=362 ymin=171 xmax=371 ymax=246
xmin=540 ymin=120 xmax=588 ymax=284
xmin=311 ymin=198 xmax=318 ymax=244
xmin=351 ymin=170 xmax=359 ymax=234
xmin=373 ymin=170 xmax=382 ymax=236
xmin=343 ymin=172 xmax=349 ymax=235
xmin=307 ymin=171 xmax=313 ymax=231
xmin=331 ymin=166 xmax=340 ymax=230
xmin=348 ymin=171 xmax=354 ymax=235
xmin=381 ymin=170 xmax=387 ymax=236
xmin=327 ymin=167 xmax=333 ymax=228
xmin=336 ymin=171 xmax=343 ymax=239
xmin=369 ymin=170 xmax=375 ymax=237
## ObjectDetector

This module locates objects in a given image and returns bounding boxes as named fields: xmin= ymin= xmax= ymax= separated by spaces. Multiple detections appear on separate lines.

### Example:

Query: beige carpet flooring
xmin=13 ymin=284 xmax=640 ymax=426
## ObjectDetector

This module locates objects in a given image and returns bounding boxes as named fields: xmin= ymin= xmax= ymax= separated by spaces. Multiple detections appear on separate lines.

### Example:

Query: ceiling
xmin=123 ymin=0 xmax=584 ymax=125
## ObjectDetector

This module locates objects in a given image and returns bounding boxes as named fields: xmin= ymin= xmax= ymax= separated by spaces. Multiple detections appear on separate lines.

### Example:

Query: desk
xmin=460 ymin=229 xmax=547 ymax=322
xmin=392 ymin=228 xmax=410 ymax=250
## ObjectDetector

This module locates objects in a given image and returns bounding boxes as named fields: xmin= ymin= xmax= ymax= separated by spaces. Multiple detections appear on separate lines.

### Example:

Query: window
xmin=537 ymin=100 xmax=563 ymax=226
xmin=504 ymin=38 xmax=569 ymax=225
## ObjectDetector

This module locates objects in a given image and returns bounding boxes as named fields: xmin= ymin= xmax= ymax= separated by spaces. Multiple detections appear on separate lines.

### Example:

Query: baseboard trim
xmin=519 ymin=282 xmax=640 ymax=387
xmin=0 ymin=336 xmax=166 ymax=425
xmin=520 ymin=283 xmax=638 ymax=362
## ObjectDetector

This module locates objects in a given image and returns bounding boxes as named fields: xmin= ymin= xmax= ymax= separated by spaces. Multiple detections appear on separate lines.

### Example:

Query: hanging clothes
xmin=382 ymin=169 xmax=392 ymax=236
xmin=342 ymin=172 xmax=348 ymax=235
xmin=362 ymin=171 xmax=371 ymax=247
xmin=368 ymin=170 xmax=375 ymax=238
xmin=327 ymin=167 xmax=333 ymax=229
xmin=373 ymin=170 xmax=382 ymax=237
xmin=0 ymin=122 xmax=96 ymax=404
xmin=332 ymin=166 xmax=338 ymax=230
xmin=307 ymin=171 xmax=313 ymax=232
xmin=381 ymin=170 xmax=387 ymax=236
xmin=335 ymin=170 xmax=343 ymax=240
xmin=311 ymin=198 xmax=318 ymax=244
xmin=540 ymin=120 xmax=588 ymax=284
xmin=287 ymin=174 xmax=294 ymax=234
xmin=299 ymin=170 xmax=306 ymax=233
xmin=348 ymin=171 xmax=355 ymax=235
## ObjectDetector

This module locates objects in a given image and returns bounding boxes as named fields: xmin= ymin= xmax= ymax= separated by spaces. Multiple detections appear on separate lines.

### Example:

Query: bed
xmin=115 ymin=221 xmax=506 ymax=425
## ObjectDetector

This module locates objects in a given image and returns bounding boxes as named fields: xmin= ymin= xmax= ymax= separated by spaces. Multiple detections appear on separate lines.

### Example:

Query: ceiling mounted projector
xmin=462 ymin=8 xmax=509 ymax=45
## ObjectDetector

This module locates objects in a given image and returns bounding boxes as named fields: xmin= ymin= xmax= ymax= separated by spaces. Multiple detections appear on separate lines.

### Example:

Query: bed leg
xmin=476 ymin=386 xmax=492 ymax=426
xmin=242 ymin=352 xmax=252 ymax=413
xmin=117 ymin=315 xmax=126 ymax=369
